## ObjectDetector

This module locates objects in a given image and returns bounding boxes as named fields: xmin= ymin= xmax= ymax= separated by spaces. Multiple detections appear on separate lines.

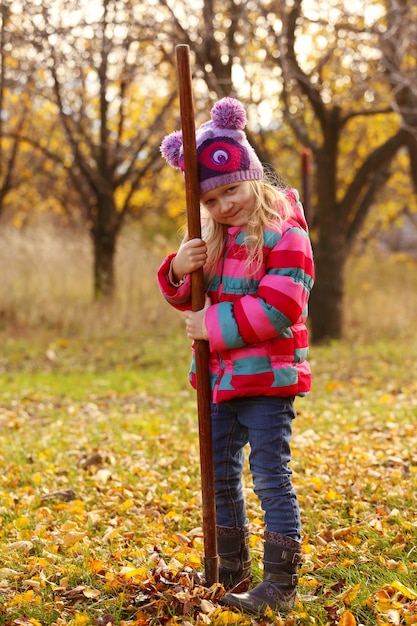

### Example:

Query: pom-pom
xmin=160 ymin=130 xmax=183 ymax=168
xmin=211 ymin=97 xmax=246 ymax=130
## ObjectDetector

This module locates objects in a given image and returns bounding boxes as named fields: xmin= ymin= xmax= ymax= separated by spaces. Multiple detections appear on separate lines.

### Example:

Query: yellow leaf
xmin=188 ymin=552 xmax=201 ymax=567
xmin=339 ymin=583 xmax=361 ymax=605
xmin=119 ymin=566 xmax=147 ymax=580
xmin=338 ymin=610 xmax=357 ymax=626
xmin=60 ymin=520 xmax=78 ymax=531
xmin=10 ymin=589 xmax=42 ymax=606
xmin=102 ymin=527 xmax=120 ymax=543
xmin=168 ymin=557 xmax=183 ymax=572
xmin=396 ymin=562 xmax=408 ymax=574
xmin=63 ymin=531 xmax=87 ymax=547
xmin=310 ymin=477 xmax=324 ymax=491
xmin=375 ymin=589 xmax=402 ymax=612
xmin=71 ymin=614 xmax=90 ymax=626
xmin=301 ymin=576 xmax=320 ymax=589
xmin=120 ymin=498 xmax=135 ymax=512
xmin=82 ymin=587 xmax=101 ymax=599
xmin=390 ymin=580 xmax=417 ymax=600
xmin=212 ymin=609 xmax=252 ymax=625
xmin=89 ymin=559 xmax=107 ymax=574
xmin=325 ymin=488 xmax=339 ymax=501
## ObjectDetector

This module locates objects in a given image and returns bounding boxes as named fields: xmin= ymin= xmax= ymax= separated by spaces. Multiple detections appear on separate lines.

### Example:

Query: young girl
xmin=158 ymin=97 xmax=314 ymax=615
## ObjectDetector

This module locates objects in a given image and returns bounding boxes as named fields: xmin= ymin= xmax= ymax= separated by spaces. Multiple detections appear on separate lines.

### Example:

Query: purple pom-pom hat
xmin=160 ymin=97 xmax=263 ymax=194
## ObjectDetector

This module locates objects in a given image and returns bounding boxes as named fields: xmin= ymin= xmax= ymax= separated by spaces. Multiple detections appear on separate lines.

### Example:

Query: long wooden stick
xmin=175 ymin=44 xmax=218 ymax=586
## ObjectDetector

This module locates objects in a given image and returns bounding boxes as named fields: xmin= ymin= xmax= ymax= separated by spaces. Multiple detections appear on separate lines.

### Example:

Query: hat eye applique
xmin=199 ymin=138 xmax=250 ymax=175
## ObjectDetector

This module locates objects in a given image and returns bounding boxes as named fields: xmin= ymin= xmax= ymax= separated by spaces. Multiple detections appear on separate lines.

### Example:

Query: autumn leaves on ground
xmin=1 ymin=231 xmax=417 ymax=626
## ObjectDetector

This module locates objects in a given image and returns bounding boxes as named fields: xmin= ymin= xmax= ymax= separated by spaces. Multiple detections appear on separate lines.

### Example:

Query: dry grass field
xmin=1 ymin=221 xmax=416 ymax=342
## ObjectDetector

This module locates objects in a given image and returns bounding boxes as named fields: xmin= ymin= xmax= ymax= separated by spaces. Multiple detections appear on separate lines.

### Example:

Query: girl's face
xmin=200 ymin=181 xmax=256 ymax=227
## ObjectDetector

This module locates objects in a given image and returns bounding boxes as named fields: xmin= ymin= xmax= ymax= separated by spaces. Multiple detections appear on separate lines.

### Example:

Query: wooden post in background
xmin=301 ymin=147 xmax=313 ymax=226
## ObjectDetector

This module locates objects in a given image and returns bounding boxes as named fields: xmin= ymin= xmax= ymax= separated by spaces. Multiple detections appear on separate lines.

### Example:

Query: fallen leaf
xmin=7 ymin=541 xmax=34 ymax=553
xmin=41 ymin=489 xmax=77 ymax=502
xmin=338 ymin=609 xmax=357 ymax=625
xmin=83 ymin=587 xmax=101 ymax=599
xmin=389 ymin=580 xmax=417 ymax=600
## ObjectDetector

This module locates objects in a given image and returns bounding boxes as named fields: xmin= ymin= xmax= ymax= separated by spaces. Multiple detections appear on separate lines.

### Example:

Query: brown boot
xmin=221 ymin=531 xmax=301 ymax=614
xmin=217 ymin=524 xmax=251 ymax=590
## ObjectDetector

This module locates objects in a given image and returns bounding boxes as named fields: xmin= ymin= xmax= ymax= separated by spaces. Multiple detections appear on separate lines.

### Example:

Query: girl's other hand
xmin=183 ymin=296 xmax=211 ymax=341
xmin=172 ymin=238 xmax=207 ymax=282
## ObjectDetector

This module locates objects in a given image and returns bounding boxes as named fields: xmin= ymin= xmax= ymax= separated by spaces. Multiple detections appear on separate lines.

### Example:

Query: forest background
xmin=0 ymin=0 xmax=416 ymax=342
xmin=0 ymin=1 xmax=417 ymax=625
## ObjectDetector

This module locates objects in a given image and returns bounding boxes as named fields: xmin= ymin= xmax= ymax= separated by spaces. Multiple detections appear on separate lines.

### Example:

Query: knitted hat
xmin=160 ymin=97 xmax=263 ymax=194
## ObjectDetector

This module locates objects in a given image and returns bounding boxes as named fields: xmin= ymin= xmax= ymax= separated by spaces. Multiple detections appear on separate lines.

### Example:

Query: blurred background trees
xmin=1 ymin=0 xmax=416 ymax=341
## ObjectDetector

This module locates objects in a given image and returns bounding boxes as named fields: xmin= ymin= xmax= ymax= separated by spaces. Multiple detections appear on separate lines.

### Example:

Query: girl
xmin=158 ymin=97 xmax=314 ymax=615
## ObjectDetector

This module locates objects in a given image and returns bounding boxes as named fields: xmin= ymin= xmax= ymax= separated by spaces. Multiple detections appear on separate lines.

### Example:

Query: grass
xmin=1 ymin=333 xmax=416 ymax=625
xmin=0 ymin=224 xmax=416 ymax=625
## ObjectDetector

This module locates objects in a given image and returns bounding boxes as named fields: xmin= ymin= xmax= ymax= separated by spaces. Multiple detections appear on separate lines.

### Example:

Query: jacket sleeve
xmin=205 ymin=225 xmax=314 ymax=351
xmin=157 ymin=253 xmax=192 ymax=311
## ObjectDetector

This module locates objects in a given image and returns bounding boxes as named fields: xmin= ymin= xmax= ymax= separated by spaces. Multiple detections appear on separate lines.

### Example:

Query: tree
xmin=5 ymin=0 xmax=415 ymax=328
xmin=156 ymin=0 xmax=415 ymax=342
xmin=379 ymin=0 xmax=417 ymax=192
xmin=274 ymin=0 xmax=411 ymax=342
xmin=22 ymin=0 xmax=177 ymax=298
xmin=0 ymin=3 xmax=31 ymax=220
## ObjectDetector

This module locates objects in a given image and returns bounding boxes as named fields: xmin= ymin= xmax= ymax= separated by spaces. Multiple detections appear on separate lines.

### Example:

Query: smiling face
xmin=200 ymin=181 xmax=256 ymax=227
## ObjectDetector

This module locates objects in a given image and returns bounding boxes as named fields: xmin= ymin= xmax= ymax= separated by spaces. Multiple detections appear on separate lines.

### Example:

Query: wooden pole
xmin=175 ymin=44 xmax=218 ymax=586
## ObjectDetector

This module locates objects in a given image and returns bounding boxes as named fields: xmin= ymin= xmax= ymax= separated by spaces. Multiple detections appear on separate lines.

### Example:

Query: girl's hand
xmin=171 ymin=238 xmax=207 ymax=282
xmin=183 ymin=296 xmax=211 ymax=341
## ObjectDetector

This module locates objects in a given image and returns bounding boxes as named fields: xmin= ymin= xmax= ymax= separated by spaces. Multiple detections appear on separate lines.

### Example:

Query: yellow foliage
xmin=390 ymin=581 xmax=417 ymax=601
xmin=211 ymin=609 xmax=252 ymax=625
xmin=338 ymin=584 xmax=361 ymax=606
xmin=70 ymin=614 xmax=90 ymax=626
xmin=338 ymin=610 xmax=357 ymax=626
xmin=10 ymin=589 xmax=42 ymax=606
xmin=119 ymin=498 xmax=135 ymax=512
xmin=325 ymin=488 xmax=341 ymax=501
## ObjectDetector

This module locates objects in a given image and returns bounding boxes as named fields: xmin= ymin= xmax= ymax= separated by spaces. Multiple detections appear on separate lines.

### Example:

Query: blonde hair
xmin=201 ymin=179 xmax=293 ymax=281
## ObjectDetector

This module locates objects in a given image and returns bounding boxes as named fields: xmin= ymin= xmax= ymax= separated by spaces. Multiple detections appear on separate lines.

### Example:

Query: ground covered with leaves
xmin=0 ymin=333 xmax=416 ymax=626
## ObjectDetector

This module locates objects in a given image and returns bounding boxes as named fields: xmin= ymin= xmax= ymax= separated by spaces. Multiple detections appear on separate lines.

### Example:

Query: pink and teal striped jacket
xmin=157 ymin=188 xmax=314 ymax=403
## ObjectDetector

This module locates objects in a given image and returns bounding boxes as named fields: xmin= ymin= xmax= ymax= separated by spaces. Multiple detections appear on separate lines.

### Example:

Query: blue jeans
xmin=211 ymin=396 xmax=300 ymax=541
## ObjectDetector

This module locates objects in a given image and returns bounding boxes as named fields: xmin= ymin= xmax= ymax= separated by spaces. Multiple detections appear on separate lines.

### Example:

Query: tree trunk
xmin=93 ymin=233 xmax=116 ymax=300
xmin=310 ymin=226 xmax=346 ymax=343
xmin=90 ymin=194 xmax=118 ymax=299
xmin=309 ymin=118 xmax=345 ymax=344
xmin=92 ymin=229 xmax=117 ymax=299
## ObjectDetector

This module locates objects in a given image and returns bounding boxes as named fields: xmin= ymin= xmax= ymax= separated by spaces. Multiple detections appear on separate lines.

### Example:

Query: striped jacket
xmin=157 ymin=188 xmax=314 ymax=404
